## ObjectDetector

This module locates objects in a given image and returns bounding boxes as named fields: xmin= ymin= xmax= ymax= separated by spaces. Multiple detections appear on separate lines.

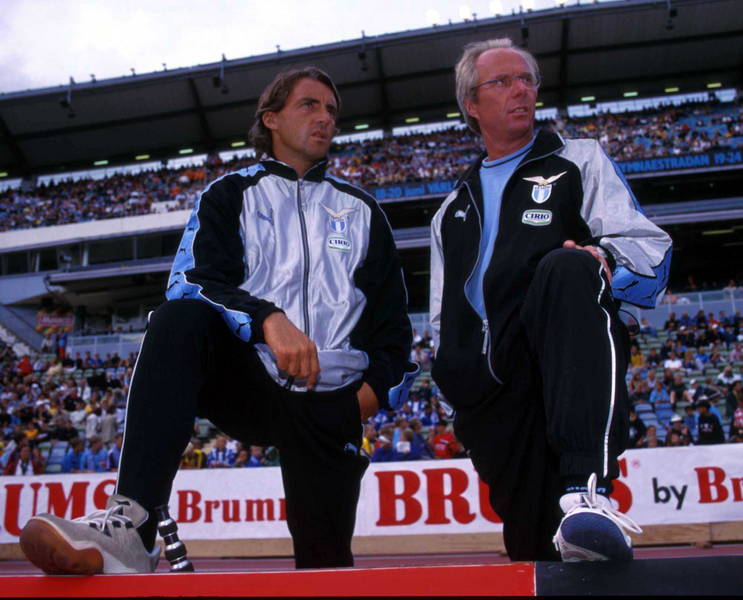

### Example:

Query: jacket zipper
xmin=460 ymin=143 xmax=563 ymax=383
xmin=462 ymin=182 xmax=500 ymax=384
xmin=297 ymin=182 xmax=311 ymax=338
xmin=285 ymin=180 xmax=311 ymax=390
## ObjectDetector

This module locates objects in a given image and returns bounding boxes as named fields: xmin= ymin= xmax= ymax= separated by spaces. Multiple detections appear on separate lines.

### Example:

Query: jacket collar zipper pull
xmin=482 ymin=320 xmax=490 ymax=355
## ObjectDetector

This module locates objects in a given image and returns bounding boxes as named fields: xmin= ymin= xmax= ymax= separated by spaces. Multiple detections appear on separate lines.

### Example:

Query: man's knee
xmin=148 ymin=299 xmax=218 ymax=337
xmin=535 ymin=248 xmax=602 ymax=284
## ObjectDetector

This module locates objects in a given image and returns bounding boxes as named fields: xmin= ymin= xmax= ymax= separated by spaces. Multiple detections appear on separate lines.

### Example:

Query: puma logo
xmin=455 ymin=205 xmax=470 ymax=221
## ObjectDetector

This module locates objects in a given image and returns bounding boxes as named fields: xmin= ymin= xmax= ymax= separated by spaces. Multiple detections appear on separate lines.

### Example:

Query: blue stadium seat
xmin=634 ymin=403 xmax=654 ymax=414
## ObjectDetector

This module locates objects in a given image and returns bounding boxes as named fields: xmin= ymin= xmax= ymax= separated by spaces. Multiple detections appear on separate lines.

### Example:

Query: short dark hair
xmin=249 ymin=66 xmax=341 ymax=158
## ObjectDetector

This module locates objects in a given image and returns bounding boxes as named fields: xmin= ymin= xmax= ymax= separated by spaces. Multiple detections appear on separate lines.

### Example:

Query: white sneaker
xmin=20 ymin=494 xmax=160 ymax=575
xmin=553 ymin=473 xmax=642 ymax=562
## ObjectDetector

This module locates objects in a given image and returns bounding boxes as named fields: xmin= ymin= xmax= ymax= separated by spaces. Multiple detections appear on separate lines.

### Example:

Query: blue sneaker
xmin=553 ymin=474 xmax=642 ymax=562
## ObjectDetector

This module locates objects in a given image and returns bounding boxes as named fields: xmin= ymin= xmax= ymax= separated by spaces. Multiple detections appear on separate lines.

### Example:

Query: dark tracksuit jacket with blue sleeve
xmin=430 ymin=130 xmax=673 ymax=410
xmin=165 ymin=157 xmax=418 ymax=410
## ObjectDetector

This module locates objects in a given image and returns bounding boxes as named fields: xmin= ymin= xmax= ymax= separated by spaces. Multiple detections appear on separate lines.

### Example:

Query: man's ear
xmin=262 ymin=111 xmax=278 ymax=131
xmin=464 ymin=96 xmax=479 ymax=122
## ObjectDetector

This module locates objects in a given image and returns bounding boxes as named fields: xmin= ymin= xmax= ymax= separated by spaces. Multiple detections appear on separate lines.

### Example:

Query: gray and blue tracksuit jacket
xmin=166 ymin=157 xmax=418 ymax=409
xmin=430 ymin=130 xmax=673 ymax=409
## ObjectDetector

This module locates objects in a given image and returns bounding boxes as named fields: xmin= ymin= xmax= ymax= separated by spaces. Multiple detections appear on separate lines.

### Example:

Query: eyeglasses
xmin=471 ymin=73 xmax=542 ymax=93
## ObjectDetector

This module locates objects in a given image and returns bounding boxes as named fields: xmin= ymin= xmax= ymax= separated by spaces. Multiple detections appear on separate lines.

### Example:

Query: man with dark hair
xmin=21 ymin=66 xmax=417 ymax=575
xmin=696 ymin=400 xmax=725 ymax=445
xmin=431 ymin=38 xmax=671 ymax=562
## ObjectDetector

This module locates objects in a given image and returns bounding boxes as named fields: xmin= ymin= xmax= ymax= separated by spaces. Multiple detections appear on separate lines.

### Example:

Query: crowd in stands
xmin=1 ymin=97 xmax=741 ymax=233
xmin=625 ymin=308 xmax=743 ymax=449
xmin=3 ymin=299 xmax=740 ymax=481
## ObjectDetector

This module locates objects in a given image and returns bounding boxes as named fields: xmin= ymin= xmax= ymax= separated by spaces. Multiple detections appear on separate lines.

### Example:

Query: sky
xmin=0 ymin=0 xmax=612 ymax=94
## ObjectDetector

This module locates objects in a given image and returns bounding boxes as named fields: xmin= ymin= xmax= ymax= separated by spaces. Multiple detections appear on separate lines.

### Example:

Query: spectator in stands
xmin=696 ymin=400 xmax=725 ymax=444
xmin=646 ymin=348 xmax=661 ymax=369
xmin=664 ymin=351 xmax=682 ymax=372
xmin=694 ymin=310 xmax=708 ymax=328
xmin=0 ymin=433 xmax=28 ymax=470
xmin=629 ymin=346 xmax=644 ymax=370
xmin=418 ymin=379 xmax=433 ymax=403
xmin=429 ymin=421 xmax=459 ymax=460
xmin=4 ymin=445 xmax=43 ymax=476
xmin=665 ymin=415 xmax=693 ymax=446
xmin=663 ymin=313 xmax=679 ymax=332
xmin=628 ymin=370 xmax=648 ymax=401
xmin=391 ymin=416 xmax=408 ymax=446
xmin=408 ymin=418 xmax=435 ymax=460
xmin=639 ymin=318 xmax=656 ymax=338
xmin=108 ymin=433 xmax=123 ymax=470
xmin=361 ymin=424 xmax=376 ymax=458
xmin=716 ymin=365 xmax=741 ymax=388
xmin=232 ymin=449 xmax=251 ymax=468
xmin=82 ymin=436 xmax=109 ymax=473
xmin=666 ymin=432 xmax=683 ymax=447
xmin=660 ymin=338 xmax=674 ymax=360
xmin=371 ymin=435 xmax=402 ymax=462
xmin=729 ymin=427 xmax=743 ymax=444
xmin=100 ymin=405 xmax=118 ymax=449
xmin=179 ymin=440 xmax=205 ymax=470
xmin=645 ymin=369 xmax=658 ymax=390
xmin=642 ymin=425 xmax=663 ymax=448
xmin=627 ymin=409 xmax=647 ymax=448
xmin=708 ymin=345 xmax=724 ymax=368
xmin=682 ymin=349 xmax=696 ymax=371
xmin=396 ymin=429 xmax=421 ymax=461
xmin=420 ymin=403 xmax=439 ymax=427
xmin=247 ymin=446 xmax=265 ymax=467
xmin=61 ymin=437 xmax=86 ymax=473
xmin=730 ymin=342 xmax=742 ymax=363
xmin=85 ymin=406 xmax=102 ymax=440
xmin=669 ymin=374 xmax=687 ymax=406
xmin=726 ymin=380 xmax=742 ymax=421
xmin=52 ymin=419 xmax=78 ymax=442
xmin=207 ymin=434 xmax=235 ymax=468
xmin=263 ymin=446 xmax=280 ymax=467
xmin=694 ymin=346 xmax=711 ymax=370
xmin=68 ymin=400 xmax=86 ymax=426
xmin=649 ymin=380 xmax=670 ymax=405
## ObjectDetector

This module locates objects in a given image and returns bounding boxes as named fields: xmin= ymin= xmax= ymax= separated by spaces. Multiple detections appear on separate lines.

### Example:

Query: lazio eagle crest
xmin=523 ymin=171 xmax=567 ymax=204
xmin=321 ymin=204 xmax=358 ymax=234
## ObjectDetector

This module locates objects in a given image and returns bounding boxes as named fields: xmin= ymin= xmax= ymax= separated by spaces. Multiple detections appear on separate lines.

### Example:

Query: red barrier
xmin=0 ymin=563 xmax=536 ymax=597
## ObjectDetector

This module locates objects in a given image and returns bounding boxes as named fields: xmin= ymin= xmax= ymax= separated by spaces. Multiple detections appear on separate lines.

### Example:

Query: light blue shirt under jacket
xmin=467 ymin=137 xmax=535 ymax=319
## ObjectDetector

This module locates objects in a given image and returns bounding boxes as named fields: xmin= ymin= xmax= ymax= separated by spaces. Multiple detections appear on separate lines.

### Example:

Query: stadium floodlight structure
xmin=426 ymin=9 xmax=440 ymax=26
xmin=58 ymin=77 xmax=75 ymax=119
xmin=490 ymin=0 xmax=503 ymax=15
xmin=358 ymin=35 xmax=370 ymax=73
xmin=459 ymin=5 xmax=472 ymax=20
xmin=212 ymin=54 xmax=229 ymax=95
xmin=666 ymin=0 xmax=678 ymax=30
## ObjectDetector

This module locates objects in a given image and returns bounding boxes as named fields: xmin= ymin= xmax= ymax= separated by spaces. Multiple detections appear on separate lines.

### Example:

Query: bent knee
xmin=148 ymin=299 xmax=218 ymax=333
xmin=535 ymin=248 xmax=602 ymax=281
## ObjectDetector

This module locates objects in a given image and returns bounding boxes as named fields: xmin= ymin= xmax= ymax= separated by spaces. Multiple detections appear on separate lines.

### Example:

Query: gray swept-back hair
xmin=455 ymin=38 xmax=540 ymax=136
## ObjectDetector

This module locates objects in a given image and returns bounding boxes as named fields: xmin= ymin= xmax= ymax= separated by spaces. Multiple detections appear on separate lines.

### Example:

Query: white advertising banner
xmin=1 ymin=445 xmax=741 ymax=544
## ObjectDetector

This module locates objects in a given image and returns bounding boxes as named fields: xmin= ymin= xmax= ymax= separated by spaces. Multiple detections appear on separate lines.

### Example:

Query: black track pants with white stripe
xmin=454 ymin=248 xmax=630 ymax=561
xmin=115 ymin=299 xmax=368 ymax=569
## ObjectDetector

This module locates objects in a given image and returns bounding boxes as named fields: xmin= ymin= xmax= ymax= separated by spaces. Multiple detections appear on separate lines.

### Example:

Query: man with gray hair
xmin=430 ymin=38 xmax=671 ymax=561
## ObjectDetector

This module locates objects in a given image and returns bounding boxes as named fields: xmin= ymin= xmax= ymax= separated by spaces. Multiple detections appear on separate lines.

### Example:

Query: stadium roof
xmin=1 ymin=0 xmax=741 ymax=177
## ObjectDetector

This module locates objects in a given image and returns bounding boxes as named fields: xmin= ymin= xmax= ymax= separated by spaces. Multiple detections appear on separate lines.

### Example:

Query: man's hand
xmin=357 ymin=382 xmax=379 ymax=422
xmin=563 ymin=240 xmax=613 ymax=284
xmin=263 ymin=312 xmax=321 ymax=389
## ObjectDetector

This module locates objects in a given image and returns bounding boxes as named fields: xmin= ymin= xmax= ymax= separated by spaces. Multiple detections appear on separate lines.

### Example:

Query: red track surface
xmin=1 ymin=545 xmax=740 ymax=597
xmin=0 ymin=563 xmax=536 ymax=598
xmin=1 ymin=543 xmax=741 ymax=575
